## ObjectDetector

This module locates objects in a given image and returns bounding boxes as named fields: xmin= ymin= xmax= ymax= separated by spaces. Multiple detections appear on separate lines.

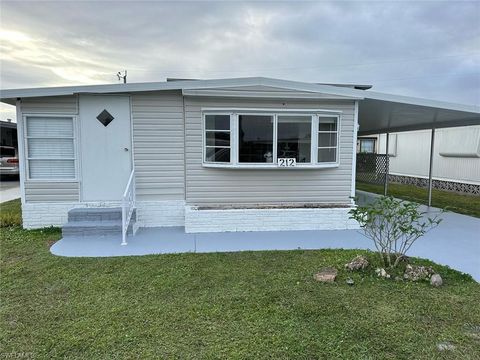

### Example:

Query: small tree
xmin=349 ymin=196 xmax=442 ymax=268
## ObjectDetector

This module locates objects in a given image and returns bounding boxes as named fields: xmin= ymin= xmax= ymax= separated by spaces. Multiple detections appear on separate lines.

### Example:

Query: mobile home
xmin=1 ymin=77 xmax=478 ymax=240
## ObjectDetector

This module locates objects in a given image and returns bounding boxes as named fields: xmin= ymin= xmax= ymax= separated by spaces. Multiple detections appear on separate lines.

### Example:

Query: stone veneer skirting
xmin=184 ymin=206 xmax=360 ymax=233
xmin=388 ymin=174 xmax=480 ymax=195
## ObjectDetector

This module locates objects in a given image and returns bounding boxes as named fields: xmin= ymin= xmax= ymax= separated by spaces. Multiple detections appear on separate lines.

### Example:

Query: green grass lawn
xmin=1 ymin=199 xmax=480 ymax=359
xmin=356 ymin=181 xmax=480 ymax=218
xmin=0 ymin=198 xmax=22 ymax=227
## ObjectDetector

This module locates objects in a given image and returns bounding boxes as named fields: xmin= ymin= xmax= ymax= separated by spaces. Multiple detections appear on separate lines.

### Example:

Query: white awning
xmin=358 ymin=98 xmax=480 ymax=135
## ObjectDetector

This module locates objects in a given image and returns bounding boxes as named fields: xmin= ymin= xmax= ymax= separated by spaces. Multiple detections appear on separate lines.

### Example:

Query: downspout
xmin=351 ymin=100 xmax=359 ymax=202
xmin=16 ymin=98 xmax=26 ymax=209
xmin=384 ymin=112 xmax=392 ymax=196
xmin=182 ymin=92 xmax=187 ymax=203
xmin=427 ymin=112 xmax=438 ymax=207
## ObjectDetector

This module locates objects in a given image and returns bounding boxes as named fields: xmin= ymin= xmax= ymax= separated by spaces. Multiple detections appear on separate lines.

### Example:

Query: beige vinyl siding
xmin=20 ymin=96 xmax=80 ymax=203
xmin=184 ymin=97 xmax=356 ymax=206
xmin=20 ymin=96 xmax=78 ymax=114
xmin=24 ymin=182 xmax=79 ymax=202
xmin=131 ymin=91 xmax=185 ymax=200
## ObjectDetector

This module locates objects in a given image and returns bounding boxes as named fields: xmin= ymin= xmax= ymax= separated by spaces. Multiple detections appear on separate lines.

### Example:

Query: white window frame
xmin=202 ymin=112 xmax=233 ymax=165
xmin=23 ymin=114 xmax=79 ymax=181
xmin=317 ymin=114 xmax=340 ymax=164
xmin=202 ymin=108 xmax=342 ymax=169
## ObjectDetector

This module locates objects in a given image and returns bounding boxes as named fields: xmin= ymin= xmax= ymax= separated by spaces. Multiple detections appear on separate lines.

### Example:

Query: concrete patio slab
xmin=51 ymin=227 xmax=196 ymax=257
xmin=50 ymin=191 xmax=480 ymax=281
xmin=51 ymin=210 xmax=479 ymax=281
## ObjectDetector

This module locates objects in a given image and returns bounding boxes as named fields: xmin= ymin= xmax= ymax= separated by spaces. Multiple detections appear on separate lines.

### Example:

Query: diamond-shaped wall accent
xmin=96 ymin=109 xmax=114 ymax=127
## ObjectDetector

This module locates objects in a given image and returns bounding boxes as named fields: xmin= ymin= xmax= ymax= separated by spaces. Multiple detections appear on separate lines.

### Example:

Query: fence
xmin=356 ymin=153 xmax=389 ymax=185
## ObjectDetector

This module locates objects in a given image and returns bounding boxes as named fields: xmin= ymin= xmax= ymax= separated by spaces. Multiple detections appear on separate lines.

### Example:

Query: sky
xmin=1 ymin=0 xmax=479 ymax=121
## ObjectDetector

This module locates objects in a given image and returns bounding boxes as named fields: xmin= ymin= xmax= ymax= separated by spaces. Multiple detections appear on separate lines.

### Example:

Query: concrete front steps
xmin=62 ymin=207 xmax=136 ymax=237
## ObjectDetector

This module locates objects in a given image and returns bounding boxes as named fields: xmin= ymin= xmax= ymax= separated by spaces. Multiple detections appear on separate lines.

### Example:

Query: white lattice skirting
xmin=388 ymin=174 xmax=480 ymax=195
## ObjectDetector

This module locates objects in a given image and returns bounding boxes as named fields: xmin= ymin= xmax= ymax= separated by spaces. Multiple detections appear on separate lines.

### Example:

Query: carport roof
xmin=1 ymin=77 xmax=479 ymax=134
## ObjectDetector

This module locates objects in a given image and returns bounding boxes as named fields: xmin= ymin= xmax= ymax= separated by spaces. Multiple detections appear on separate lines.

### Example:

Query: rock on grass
xmin=344 ymin=255 xmax=369 ymax=271
xmin=437 ymin=342 xmax=455 ymax=351
xmin=313 ymin=268 xmax=338 ymax=283
xmin=430 ymin=274 xmax=443 ymax=287
xmin=404 ymin=264 xmax=435 ymax=281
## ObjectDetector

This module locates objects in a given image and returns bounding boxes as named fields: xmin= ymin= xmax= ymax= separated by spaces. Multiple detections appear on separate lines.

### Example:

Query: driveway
xmin=0 ymin=177 xmax=20 ymax=203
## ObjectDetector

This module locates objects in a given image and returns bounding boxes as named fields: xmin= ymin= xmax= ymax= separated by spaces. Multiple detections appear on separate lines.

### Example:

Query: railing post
xmin=121 ymin=169 xmax=135 ymax=246
xmin=121 ymin=198 xmax=127 ymax=246
xmin=133 ymin=174 xmax=136 ymax=208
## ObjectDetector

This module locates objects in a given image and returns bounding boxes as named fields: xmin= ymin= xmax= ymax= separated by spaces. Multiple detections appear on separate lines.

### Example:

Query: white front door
xmin=79 ymin=95 xmax=132 ymax=201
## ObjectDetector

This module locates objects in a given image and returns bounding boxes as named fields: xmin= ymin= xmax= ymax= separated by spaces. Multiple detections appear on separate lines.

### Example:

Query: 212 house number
xmin=278 ymin=158 xmax=296 ymax=167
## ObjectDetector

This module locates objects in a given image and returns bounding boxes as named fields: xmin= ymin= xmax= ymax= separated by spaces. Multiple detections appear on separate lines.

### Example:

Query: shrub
xmin=349 ymin=196 xmax=442 ymax=268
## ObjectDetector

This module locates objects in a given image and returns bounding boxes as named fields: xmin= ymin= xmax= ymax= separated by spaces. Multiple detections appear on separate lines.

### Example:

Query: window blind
xmin=26 ymin=117 xmax=73 ymax=137
xmin=26 ymin=117 xmax=75 ymax=179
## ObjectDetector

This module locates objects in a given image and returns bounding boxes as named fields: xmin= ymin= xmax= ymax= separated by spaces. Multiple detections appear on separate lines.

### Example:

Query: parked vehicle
xmin=0 ymin=146 xmax=19 ymax=177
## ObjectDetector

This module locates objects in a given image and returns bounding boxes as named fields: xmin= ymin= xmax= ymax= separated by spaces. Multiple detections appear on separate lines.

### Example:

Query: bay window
xmin=203 ymin=110 xmax=340 ymax=168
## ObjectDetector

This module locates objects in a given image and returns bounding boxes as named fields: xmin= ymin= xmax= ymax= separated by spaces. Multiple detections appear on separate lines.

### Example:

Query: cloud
xmin=0 ymin=0 xmax=479 ymax=122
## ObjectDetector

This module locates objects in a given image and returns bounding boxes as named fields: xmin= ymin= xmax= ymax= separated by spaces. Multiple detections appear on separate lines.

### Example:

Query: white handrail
xmin=121 ymin=169 xmax=135 ymax=246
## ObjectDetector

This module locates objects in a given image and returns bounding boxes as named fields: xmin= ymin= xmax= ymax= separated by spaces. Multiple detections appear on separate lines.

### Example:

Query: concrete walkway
xmin=51 ymin=193 xmax=480 ymax=281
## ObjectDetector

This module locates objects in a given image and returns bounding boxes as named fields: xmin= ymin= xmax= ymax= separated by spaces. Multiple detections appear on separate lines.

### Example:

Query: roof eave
xmin=362 ymin=93 xmax=480 ymax=114
xmin=0 ymin=77 xmax=366 ymax=101
xmin=181 ymin=88 xmax=363 ymax=100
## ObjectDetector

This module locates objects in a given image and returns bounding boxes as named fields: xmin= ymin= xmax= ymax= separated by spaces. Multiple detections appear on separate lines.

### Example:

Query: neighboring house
xmin=1 ymin=77 xmax=479 ymax=235
xmin=0 ymin=119 xmax=17 ymax=148
xmin=358 ymin=126 xmax=480 ymax=193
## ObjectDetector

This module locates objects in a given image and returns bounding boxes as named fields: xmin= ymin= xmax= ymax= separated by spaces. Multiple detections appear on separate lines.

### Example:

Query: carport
xmin=356 ymin=92 xmax=480 ymax=205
